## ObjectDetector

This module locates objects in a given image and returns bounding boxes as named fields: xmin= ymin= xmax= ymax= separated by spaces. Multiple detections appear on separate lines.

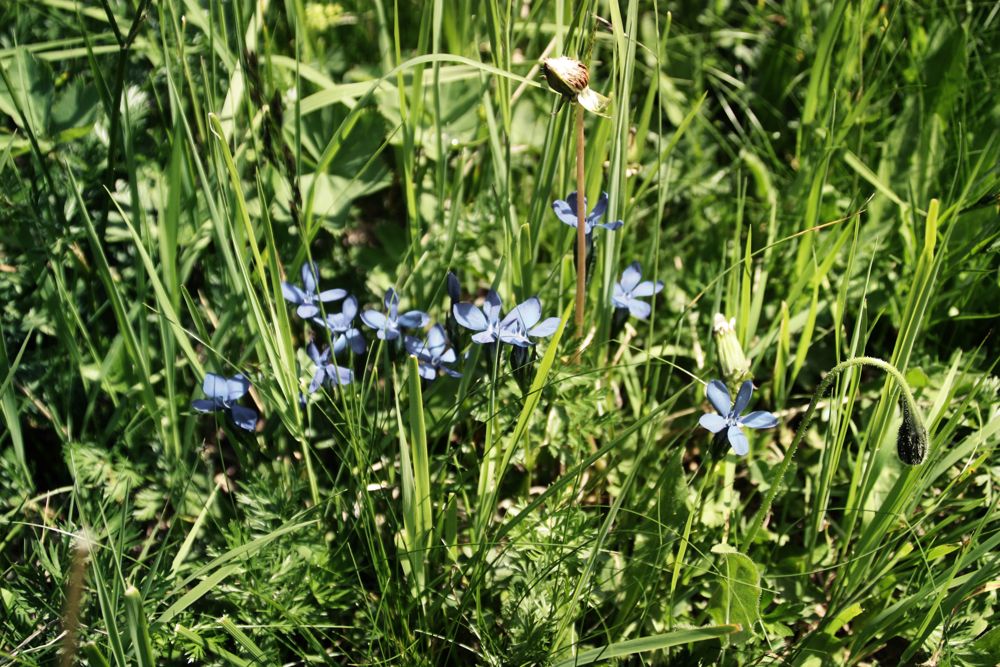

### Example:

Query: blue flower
xmin=551 ymin=192 xmax=623 ymax=236
xmin=282 ymin=262 xmax=347 ymax=319
xmin=306 ymin=342 xmax=353 ymax=392
xmin=405 ymin=324 xmax=461 ymax=380
xmin=360 ymin=287 xmax=430 ymax=341
xmin=612 ymin=262 xmax=664 ymax=320
xmin=453 ymin=292 xmax=560 ymax=347
xmin=318 ymin=295 xmax=367 ymax=355
xmin=698 ymin=380 xmax=778 ymax=456
xmin=192 ymin=373 xmax=258 ymax=432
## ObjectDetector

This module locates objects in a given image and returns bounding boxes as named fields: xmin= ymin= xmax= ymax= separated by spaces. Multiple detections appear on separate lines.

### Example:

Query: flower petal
xmin=340 ymin=296 xmax=358 ymax=321
xmin=345 ymin=329 xmax=367 ymax=354
xmin=309 ymin=368 xmax=325 ymax=394
xmin=595 ymin=219 xmax=624 ymax=232
xmin=727 ymin=425 xmax=749 ymax=456
xmin=740 ymin=411 xmax=778 ymax=430
xmin=398 ymin=310 xmax=430 ymax=329
xmin=441 ymin=366 xmax=462 ymax=378
xmin=483 ymin=291 xmax=503 ymax=323
xmin=502 ymin=297 xmax=541 ymax=330
xmin=627 ymin=300 xmax=652 ymax=320
xmin=319 ymin=288 xmax=347 ymax=302
xmin=301 ymin=263 xmax=318 ymax=294
xmin=192 ymin=398 xmax=223 ymax=413
xmin=377 ymin=328 xmax=399 ymax=341
xmin=471 ymin=330 xmax=497 ymax=345
xmin=620 ymin=262 xmax=642 ymax=292
xmin=587 ymin=192 xmax=609 ymax=225
xmin=733 ymin=380 xmax=754 ymax=416
xmin=454 ymin=303 xmax=488 ymax=331
xmin=297 ymin=303 xmax=320 ymax=319
xmin=439 ymin=348 xmax=457 ymax=364
xmin=417 ymin=363 xmax=437 ymax=381
xmin=229 ymin=404 xmax=258 ymax=432
xmin=426 ymin=324 xmax=447 ymax=350
xmin=331 ymin=365 xmax=354 ymax=385
xmin=383 ymin=287 xmax=398 ymax=312
xmin=281 ymin=282 xmax=304 ymax=304
xmin=699 ymin=413 xmax=727 ymax=433
xmin=706 ymin=380 xmax=732 ymax=416
xmin=632 ymin=280 xmax=664 ymax=298
xmin=528 ymin=317 xmax=561 ymax=338
xmin=307 ymin=342 xmax=321 ymax=364
xmin=225 ymin=375 xmax=251 ymax=401
xmin=202 ymin=373 xmax=228 ymax=399
xmin=552 ymin=194 xmax=580 ymax=226
xmin=360 ymin=310 xmax=388 ymax=330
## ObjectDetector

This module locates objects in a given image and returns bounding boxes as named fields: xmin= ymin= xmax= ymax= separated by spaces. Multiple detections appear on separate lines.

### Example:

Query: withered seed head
xmin=542 ymin=56 xmax=590 ymax=98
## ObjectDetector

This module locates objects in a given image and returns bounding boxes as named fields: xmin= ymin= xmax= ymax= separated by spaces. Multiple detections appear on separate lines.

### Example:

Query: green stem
xmin=668 ymin=459 xmax=716 ymax=629
xmin=741 ymin=356 xmax=921 ymax=553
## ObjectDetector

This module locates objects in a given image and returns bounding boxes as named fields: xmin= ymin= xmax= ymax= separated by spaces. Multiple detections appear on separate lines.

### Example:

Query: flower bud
xmin=542 ymin=56 xmax=590 ymax=98
xmin=712 ymin=314 xmax=752 ymax=392
xmin=896 ymin=396 xmax=928 ymax=465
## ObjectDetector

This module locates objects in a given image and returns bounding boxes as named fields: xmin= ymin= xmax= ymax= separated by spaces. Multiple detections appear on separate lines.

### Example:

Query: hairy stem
xmin=741 ymin=356 xmax=921 ymax=552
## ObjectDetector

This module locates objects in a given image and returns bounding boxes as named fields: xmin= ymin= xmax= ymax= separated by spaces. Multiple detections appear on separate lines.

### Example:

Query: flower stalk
xmin=574 ymin=103 xmax=586 ymax=332
xmin=741 ymin=356 xmax=927 ymax=553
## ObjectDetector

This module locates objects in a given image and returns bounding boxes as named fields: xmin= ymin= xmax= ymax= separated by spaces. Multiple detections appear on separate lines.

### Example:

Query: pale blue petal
xmin=552 ymin=195 xmax=579 ymax=226
xmin=740 ymin=411 xmax=779 ymax=429
xmin=454 ymin=303 xmax=488 ymax=331
xmin=361 ymin=310 xmax=388 ymax=330
xmin=340 ymin=295 xmax=358 ymax=321
xmin=528 ymin=317 xmax=561 ymax=338
xmin=595 ymin=219 xmax=623 ymax=232
xmin=418 ymin=363 xmax=437 ymax=381
xmin=586 ymin=191 xmax=608 ymax=224
xmin=225 ymin=375 xmax=250 ymax=401
xmin=632 ymin=280 xmax=663 ymax=298
xmin=699 ymin=413 xmax=727 ymax=433
xmin=471 ymin=330 xmax=496 ymax=345
xmin=319 ymin=288 xmax=347 ymax=302
xmin=503 ymin=297 xmax=541 ymax=330
xmin=727 ymin=425 xmax=749 ymax=456
xmin=192 ymin=398 xmax=223 ymax=413
xmin=398 ymin=310 xmax=430 ymax=328
xmin=706 ymin=380 xmax=732 ymax=416
xmin=620 ymin=262 xmax=642 ymax=292
xmin=309 ymin=368 xmax=325 ymax=393
xmin=331 ymin=365 xmax=354 ymax=385
xmin=627 ymin=300 xmax=652 ymax=320
xmin=281 ymin=282 xmax=304 ymax=304
xmin=483 ymin=291 xmax=503 ymax=323
xmin=203 ymin=373 xmax=227 ymax=399
xmin=297 ymin=303 xmax=319 ymax=319
xmin=301 ymin=263 xmax=318 ymax=294
xmin=345 ymin=329 xmax=366 ymax=354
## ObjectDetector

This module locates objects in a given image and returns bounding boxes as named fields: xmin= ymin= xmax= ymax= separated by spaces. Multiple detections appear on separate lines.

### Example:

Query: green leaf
xmin=708 ymin=545 xmax=761 ymax=640
xmin=550 ymin=625 xmax=739 ymax=667
xmin=0 ymin=48 xmax=54 ymax=134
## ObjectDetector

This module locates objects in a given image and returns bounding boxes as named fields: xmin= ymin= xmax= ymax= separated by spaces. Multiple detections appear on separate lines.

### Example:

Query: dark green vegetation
xmin=1 ymin=1 xmax=998 ymax=664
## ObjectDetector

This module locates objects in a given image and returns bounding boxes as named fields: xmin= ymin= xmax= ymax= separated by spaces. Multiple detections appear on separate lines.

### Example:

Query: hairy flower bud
xmin=712 ymin=314 xmax=752 ymax=392
xmin=896 ymin=396 xmax=928 ymax=465
xmin=542 ymin=56 xmax=590 ymax=98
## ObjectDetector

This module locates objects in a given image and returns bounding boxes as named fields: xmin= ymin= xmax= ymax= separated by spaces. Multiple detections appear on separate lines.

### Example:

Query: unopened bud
xmin=896 ymin=396 xmax=928 ymax=465
xmin=542 ymin=56 xmax=590 ymax=98
xmin=713 ymin=314 xmax=752 ymax=392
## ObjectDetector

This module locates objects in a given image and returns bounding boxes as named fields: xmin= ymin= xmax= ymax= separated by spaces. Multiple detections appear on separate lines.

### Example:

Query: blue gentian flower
xmin=698 ymin=380 xmax=778 ymax=456
xmin=612 ymin=262 xmax=664 ymax=320
xmin=192 ymin=373 xmax=258 ymax=432
xmin=360 ymin=287 xmax=430 ymax=341
xmin=405 ymin=325 xmax=461 ymax=380
xmin=445 ymin=271 xmax=462 ymax=346
xmin=453 ymin=292 xmax=560 ymax=347
xmin=306 ymin=342 xmax=353 ymax=392
xmin=282 ymin=262 xmax=347 ymax=319
xmin=319 ymin=295 xmax=367 ymax=355
xmin=551 ymin=192 xmax=623 ymax=236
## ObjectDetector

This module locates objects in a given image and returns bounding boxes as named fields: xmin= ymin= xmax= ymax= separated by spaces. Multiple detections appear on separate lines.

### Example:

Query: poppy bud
xmin=896 ymin=396 xmax=928 ymax=465
xmin=542 ymin=56 xmax=590 ymax=98
xmin=713 ymin=314 xmax=752 ymax=392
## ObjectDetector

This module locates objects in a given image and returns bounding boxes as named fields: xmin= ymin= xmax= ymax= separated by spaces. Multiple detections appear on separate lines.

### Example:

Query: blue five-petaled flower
xmin=453 ymin=291 xmax=560 ymax=347
xmin=282 ymin=262 xmax=347 ymax=319
xmin=307 ymin=342 xmax=354 ymax=393
xmin=192 ymin=373 xmax=258 ymax=432
xmin=698 ymin=380 xmax=778 ymax=456
xmin=551 ymin=191 xmax=624 ymax=237
xmin=612 ymin=261 xmax=664 ymax=320
xmin=319 ymin=295 xmax=367 ymax=355
xmin=405 ymin=324 xmax=461 ymax=380
xmin=360 ymin=287 xmax=430 ymax=341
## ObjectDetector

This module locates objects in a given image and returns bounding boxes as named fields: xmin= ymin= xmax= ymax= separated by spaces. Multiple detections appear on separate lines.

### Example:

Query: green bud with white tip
xmin=713 ymin=314 xmax=752 ymax=393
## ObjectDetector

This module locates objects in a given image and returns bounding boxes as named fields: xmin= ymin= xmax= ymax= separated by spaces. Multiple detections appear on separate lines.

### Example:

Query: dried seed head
xmin=542 ymin=56 xmax=590 ymax=98
xmin=896 ymin=397 xmax=928 ymax=465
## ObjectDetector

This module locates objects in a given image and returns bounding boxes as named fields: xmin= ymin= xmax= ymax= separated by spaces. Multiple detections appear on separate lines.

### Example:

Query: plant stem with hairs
xmin=741 ymin=356 xmax=926 ymax=552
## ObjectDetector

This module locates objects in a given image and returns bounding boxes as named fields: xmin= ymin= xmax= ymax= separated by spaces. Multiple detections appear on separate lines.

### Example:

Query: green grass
xmin=1 ymin=1 xmax=999 ymax=665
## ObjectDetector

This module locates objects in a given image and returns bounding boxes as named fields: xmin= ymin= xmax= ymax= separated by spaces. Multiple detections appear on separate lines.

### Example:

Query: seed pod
xmin=542 ymin=56 xmax=590 ymax=98
xmin=896 ymin=396 xmax=928 ymax=465
xmin=712 ymin=314 xmax=752 ymax=392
